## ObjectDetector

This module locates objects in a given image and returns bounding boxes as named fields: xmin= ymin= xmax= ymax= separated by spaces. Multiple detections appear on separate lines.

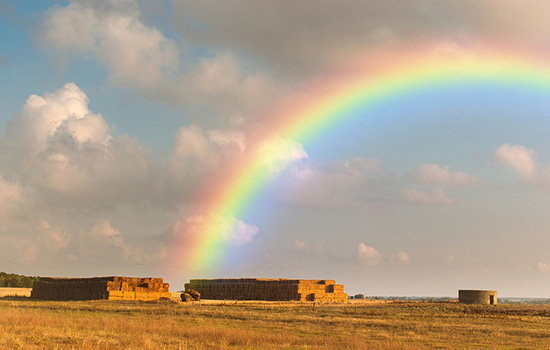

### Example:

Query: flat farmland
xmin=0 ymin=288 xmax=31 ymax=298
xmin=1 ymin=299 xmax=550 ymax=349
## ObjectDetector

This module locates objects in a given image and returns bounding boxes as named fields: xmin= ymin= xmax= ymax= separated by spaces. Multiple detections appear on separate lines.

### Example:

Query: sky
xmin=1 ymin=0 xmax=550 ymax=297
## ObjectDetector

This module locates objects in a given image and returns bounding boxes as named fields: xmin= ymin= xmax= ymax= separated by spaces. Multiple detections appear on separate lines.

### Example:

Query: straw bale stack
xmin=31 ymin=276 xmax=171 ymax=301
xmin=184 ymin=278 xmax=347 ymax=302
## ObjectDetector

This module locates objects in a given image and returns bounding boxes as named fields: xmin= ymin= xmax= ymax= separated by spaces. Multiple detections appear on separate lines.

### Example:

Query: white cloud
xmin=2 ymin=83 xmax=110 ymax=155
xmin=494 ymin=144 xmax=537 ymax=181
xmin=493 ymin=144 xmax=550 ymax=191
xmin=402 ymin=187 xmax=456 ymax=205
xmin=357 ymin=243 xmax=382 ymax=266
xmin=257 ymin=137 xmax=308 ymax=174
xmin=0 ymin=83 xmax=152 ymax=208
xmin=408 ymin=164 xmax=480 ymax=186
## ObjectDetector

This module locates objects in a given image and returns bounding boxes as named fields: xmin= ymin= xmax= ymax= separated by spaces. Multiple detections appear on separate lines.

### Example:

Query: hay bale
xmin=30 ymin=276 xmax=170 ymax=301
xmin=181 ymin=292 xmax=193 ymax=302
xmin=186 ymin=289 xmax=201 ymax=301
xmin=183 ymin=278 xmax=346 ymax=302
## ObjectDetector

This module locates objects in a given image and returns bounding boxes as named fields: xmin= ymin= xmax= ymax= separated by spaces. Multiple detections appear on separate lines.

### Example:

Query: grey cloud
xmin=170 ymin=0 xmax=550 ymax=76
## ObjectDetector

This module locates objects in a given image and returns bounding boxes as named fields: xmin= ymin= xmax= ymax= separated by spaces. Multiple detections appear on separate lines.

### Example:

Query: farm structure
xmin=458 ymin=290 xmax=497 ymax=305
xmin=185 ymin=278 xmax=348 ymax=302
xmin=31 ymin=276 xmax=171 ymax=301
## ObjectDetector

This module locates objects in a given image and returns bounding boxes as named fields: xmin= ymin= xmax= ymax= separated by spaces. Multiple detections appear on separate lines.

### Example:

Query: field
xmin=0 ymin=287 xmax=31 ymax=298
xmin=1 ymin=298 xmax=550 ymax=349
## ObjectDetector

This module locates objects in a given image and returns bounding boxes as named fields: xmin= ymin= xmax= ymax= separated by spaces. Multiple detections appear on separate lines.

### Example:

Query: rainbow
xmin=171 ymin=47 xmax=550 ymax=273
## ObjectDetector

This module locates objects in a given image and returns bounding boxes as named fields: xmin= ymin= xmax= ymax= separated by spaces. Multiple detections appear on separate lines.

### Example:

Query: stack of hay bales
xmin=31 ymin=276 xmax=171 ymax=301
xmin=184 ymin=278 xmax=347 ymax=302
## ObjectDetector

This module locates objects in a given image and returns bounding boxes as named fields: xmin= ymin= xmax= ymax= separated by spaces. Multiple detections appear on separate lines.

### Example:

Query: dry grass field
xmin=1 ymin=298 xmax=550 ymax=349
xmin=0 ymin=287 xmax=31 ymax=298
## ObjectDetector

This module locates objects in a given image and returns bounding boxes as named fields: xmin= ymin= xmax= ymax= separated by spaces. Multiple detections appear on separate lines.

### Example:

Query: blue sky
xmin=1 ymin=0 xmax=550 ymax=297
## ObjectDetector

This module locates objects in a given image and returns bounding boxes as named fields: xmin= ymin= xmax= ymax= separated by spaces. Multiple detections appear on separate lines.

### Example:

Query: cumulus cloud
xmin=0 ymin=82 xmax=265 ymax=256
xmin=494 ymin=144 xmax=550 ymax=191
xmin=2 ymin=82 xmax=110 ymax=155
xmin=357 ymin=243 xmax=382 ymax=266
xmin=257 ymin=137 xmax=308 ymax=174
xmin=0 ymin=83 xmax=151 ymax=209
xmin=494 ymin=144 xmax=537 ymax=181
xmin=402 ymin=187 xmax=456 ymax=205
xmin=408 ymin=164 xmax=481 ymax=186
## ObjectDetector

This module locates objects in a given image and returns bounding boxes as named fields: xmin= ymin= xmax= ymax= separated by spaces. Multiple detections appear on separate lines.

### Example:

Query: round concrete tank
xmin=458 ymin=290 xmax=497 ymax=305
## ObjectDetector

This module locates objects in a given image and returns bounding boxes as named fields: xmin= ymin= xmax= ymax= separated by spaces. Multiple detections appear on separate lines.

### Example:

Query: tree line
xmin=0 ymin=272 xmax=40 ymax=288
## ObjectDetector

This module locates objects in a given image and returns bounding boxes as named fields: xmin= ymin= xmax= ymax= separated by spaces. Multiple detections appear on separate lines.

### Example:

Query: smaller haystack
xmin=458 ymin=290 xmax=497 ymax=305
xmin=31 ymin=276 xmax=171 ymax=301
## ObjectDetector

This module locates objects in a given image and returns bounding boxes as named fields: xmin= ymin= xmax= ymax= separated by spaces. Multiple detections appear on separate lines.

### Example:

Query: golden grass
xmin=0 ymin=287 xmax=32 ymax=297
xmin=1 ymin=299 xmax=550 ymax=349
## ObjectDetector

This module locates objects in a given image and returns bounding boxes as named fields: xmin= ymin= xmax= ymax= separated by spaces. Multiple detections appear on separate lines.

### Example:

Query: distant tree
xmin=0 ymin=272 xmax=40 ymax=288
xmin=354 ymin=294 xmax=366 ymax=299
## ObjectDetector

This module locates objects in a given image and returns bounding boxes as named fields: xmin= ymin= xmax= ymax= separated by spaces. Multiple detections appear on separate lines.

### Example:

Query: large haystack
xmin=31 ymin=276 xmax=171 ymax=301
xmin=185 ymin=278 xmax=347 ymax=302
